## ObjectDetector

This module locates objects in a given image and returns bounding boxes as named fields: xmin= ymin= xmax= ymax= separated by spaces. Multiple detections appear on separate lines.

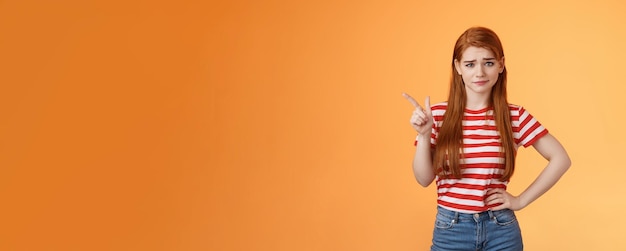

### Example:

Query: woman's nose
xmin=476 ymin=65 xmax=485 ymax=77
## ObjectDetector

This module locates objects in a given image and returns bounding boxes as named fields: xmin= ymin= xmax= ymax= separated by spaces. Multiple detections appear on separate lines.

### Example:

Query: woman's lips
xmin=473 ymin=80 xmax=488 ymax=86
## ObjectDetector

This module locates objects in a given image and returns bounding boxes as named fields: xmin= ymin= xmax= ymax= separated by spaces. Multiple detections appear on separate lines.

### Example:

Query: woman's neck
xmin=465 ymin=93 xmax=491 ymax=110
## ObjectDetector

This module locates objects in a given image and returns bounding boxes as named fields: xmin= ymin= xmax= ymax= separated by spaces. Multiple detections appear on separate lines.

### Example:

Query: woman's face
xmin=454 ymin=46 xmax=504 ymax=97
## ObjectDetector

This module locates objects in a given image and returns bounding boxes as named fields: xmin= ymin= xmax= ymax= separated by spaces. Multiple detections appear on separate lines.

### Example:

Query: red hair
xmin=433 ymin=27 xmax=516 ymax=181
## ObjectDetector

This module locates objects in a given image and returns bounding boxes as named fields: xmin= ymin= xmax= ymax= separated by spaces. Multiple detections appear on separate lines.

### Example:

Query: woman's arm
xmin=403 ymin=93 xmax=437 ymax=187
xmin=486 ymin=133 xmax=571 ymax=210
xmin=413 ymin=134 xmax=436 ymax=187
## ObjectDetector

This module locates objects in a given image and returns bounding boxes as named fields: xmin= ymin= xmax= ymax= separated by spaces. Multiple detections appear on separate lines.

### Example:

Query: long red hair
xmin=433 ymin=27 xmax=516 ymax=181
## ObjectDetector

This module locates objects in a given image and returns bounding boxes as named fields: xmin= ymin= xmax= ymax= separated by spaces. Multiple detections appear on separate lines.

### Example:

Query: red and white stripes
xmin=416 ymin=103 xmax=547 ymax=213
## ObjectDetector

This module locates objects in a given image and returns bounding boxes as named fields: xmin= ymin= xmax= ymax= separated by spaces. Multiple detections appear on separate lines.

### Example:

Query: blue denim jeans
xmin=431 ymin=206 xmax=523 ymax=251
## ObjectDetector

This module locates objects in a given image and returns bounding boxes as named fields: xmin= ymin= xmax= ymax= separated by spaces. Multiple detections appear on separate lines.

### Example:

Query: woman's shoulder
xmin=507 ymin=103 xmax=522 ymax=111
xmin=430 ymin=101 xmax=448 ymax=115
xmin=507 ymin=103 xmax=531 ymax=119
xmin=430 ymin=101 xmax=448 ymax=109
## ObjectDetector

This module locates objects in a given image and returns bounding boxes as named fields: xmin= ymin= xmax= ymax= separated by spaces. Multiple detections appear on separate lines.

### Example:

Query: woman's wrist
xmin=417 ymin=133 xmax=432 ymax=142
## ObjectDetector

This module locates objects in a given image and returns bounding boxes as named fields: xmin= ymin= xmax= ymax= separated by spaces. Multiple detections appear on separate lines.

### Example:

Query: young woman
xmin=402 ymin=27 xmax=571 ymax=251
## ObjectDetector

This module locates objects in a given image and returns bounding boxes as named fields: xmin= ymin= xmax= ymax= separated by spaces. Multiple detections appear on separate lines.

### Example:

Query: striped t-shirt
xmin=416 ymin=102 xmax=548 ymax=213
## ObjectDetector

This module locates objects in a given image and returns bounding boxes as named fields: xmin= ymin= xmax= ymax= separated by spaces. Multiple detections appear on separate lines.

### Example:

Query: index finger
xmin=402 ymin=92 xmax=421 ymax=109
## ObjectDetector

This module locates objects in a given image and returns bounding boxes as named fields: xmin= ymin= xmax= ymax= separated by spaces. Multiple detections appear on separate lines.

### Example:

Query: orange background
xmin=1 ymin=0 xmax=625 ymax=250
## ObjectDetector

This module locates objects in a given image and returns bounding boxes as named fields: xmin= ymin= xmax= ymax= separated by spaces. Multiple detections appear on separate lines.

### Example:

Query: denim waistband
xmin=436 ymin=206 xmax=496 ymax=223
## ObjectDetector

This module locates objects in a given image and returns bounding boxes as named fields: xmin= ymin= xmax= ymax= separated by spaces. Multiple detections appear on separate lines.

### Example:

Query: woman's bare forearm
xmin=413 ymin=134 xmax=435 ymax=187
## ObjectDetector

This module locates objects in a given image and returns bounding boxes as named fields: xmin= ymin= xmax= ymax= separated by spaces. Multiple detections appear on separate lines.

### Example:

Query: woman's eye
xmin=485 ymin=62 xmax=494 ymax=66
xmin=465 ymin=63 xmax=474 ymax=67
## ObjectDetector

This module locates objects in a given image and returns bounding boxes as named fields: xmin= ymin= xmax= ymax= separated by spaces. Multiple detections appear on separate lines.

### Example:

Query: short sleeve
xmin=513 ymin=106 xmax=549 ymax=148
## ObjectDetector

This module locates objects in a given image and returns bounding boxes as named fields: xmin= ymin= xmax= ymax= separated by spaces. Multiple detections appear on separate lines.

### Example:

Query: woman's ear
xmin=499 ymin=57 xmax=505 ymax=73
xmin=454 ymin=59 xmax=462 ymax=75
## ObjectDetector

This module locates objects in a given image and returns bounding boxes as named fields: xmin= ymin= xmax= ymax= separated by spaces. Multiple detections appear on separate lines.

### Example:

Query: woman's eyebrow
xmin=462 ymin=58 xmax=496 ymax=63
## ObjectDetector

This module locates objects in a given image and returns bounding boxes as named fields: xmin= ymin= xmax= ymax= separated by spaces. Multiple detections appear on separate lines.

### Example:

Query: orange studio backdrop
xmin=1 ymin=0 xmax=625 ymax=250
